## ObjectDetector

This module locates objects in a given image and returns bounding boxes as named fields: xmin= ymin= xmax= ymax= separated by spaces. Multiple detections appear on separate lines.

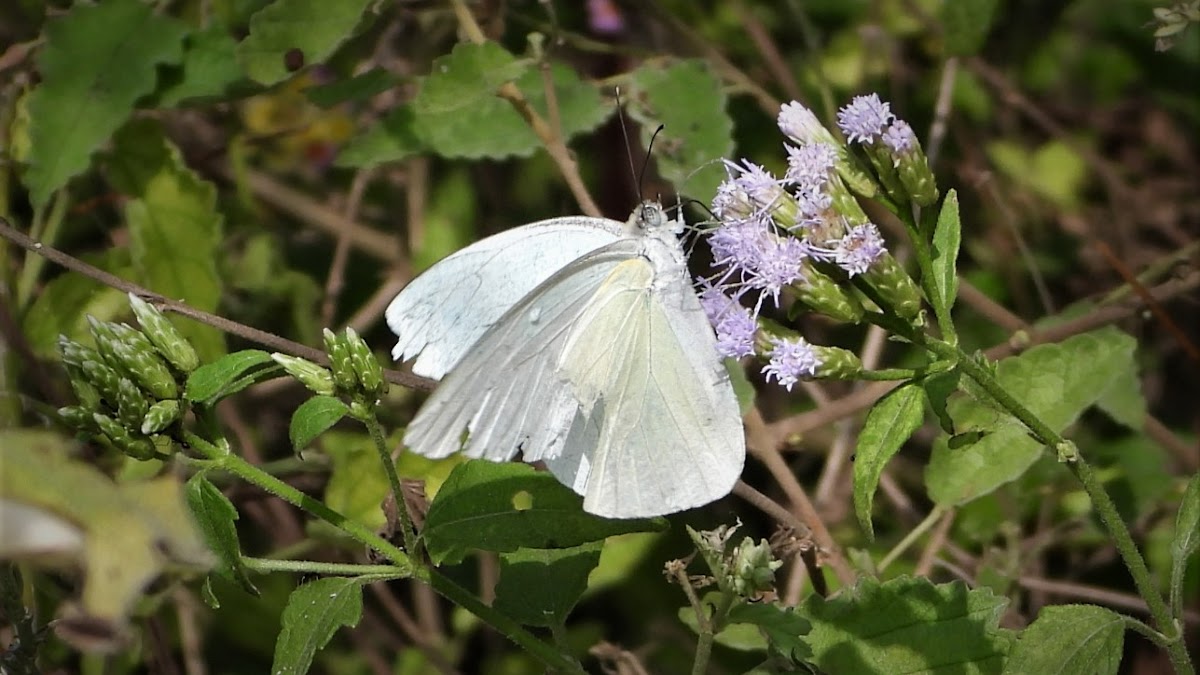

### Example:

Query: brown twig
xmin=0 ymin=216 xmax=435 ymax=391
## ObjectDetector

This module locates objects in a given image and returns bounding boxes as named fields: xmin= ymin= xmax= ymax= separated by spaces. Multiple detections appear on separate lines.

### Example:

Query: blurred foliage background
xmin=1 ymin=0 xmax=1198 ymax=673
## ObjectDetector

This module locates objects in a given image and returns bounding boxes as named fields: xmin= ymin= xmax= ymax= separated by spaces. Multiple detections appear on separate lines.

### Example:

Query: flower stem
xmin=241 ymin=556 xmax=405 ymax=578
xmin=360 ymin=408 xmax=418 ymax=555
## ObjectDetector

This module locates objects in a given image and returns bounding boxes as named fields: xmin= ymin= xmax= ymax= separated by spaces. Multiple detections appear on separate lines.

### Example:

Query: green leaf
xmin=726 ymin=358 xmax=756 ymax=415
xmin=336 ymin=104 xmax=423 ymax=167
xmin=416 ymin=62 xmax=608 ymax=160
xmin=926 ymin=328 xmax=1137 ymax=506
xmin=1003 ymin=605 xmax=1123 ymax=675
xmin=854 ymin=383 xmax=925 ymax=540
xmin=106 ymin=119 xmax=225 ymax=361
xmin=157 ymin=26 xmax=250 ymax=107
xmin=185 ymin=349 xmax=278 ymax=405
xmin=238 ymin=0 xmax=375 ymax=86
xmin=185 ymin=474 xmax=256 ymax=595
xmin=922 ymin=369 xmax=961 ymax=434
xmin=412 ymin=42 xmax=528 ymax=115
xmin=941 ymin=0 xmax=999 ymax=56
xmin=1095 ymin=359 xmax=1145 ymax=430
xmin=322 ymin=432 xmax=393 ymax=530
xmin=306 ymin=67 xmax=396 ymax=108
xmin=1171 ymin=472 xmax=1200 ymax=613
xmin=626 ymin=60 xmax=734 ymax=201
xmin=289 ymin=396 xmax=349 ymax=450
xmin=421 ymin=461 xmax=667 ymax=565
xmin=726 ymin=602 xmax=812 ymax=661
xmin=271 ymin=577 xmax=364 ymax=675
xmin=493 ymin=542 xmax=603 ymax=627
xmin=799 ymin=576 xmax=1013 ymax=674
xmin=23 ymin=0 xmax=186 ymax=207
xmin=930 ymin=189 xmax=961 ymax=319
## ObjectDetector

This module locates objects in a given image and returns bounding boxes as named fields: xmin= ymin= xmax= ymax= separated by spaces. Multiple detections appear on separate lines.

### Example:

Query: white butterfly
xmin=385 ymin=201 xmax=745 ymax=518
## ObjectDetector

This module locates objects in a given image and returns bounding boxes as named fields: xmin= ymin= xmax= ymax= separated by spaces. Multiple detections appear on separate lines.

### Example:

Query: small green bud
xmin=731 ymin=537 xmax=782 ymax=597
xmin=810 ymin=345 xmax=864 ymax=380
xmin=62 ymin=361 xmax=104 ymax=412
xmin=862 ymin=253 xmax=924 ymax=321
xmin=88 ymin=317 xmax=179 ymax=400
xmin=141 ymin=399 xmax=183 ymax=435
xmin=58 ymin=405 xmax=94 ymax=431
xmin=271 ymin=353 xmax=336 ymax=396
xmin=128 ymin=293 xmax=200 ymax=373
xmin=787 ymin=266 xmax=865 ymax=324
xmin=115 ymin=376 xmax=150 ymax=428
xmin=323 ymin=328 xmax=358 ymax=392
xmin=344 ymin=327 xmax=386 ymax=397
xmin=58 ymin=335 xmax=102 ymax=370
xmin=80 ymin=358 xmax=124 ymax=409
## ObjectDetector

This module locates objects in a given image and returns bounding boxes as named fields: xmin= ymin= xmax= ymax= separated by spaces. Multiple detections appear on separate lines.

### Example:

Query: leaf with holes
xmin=271 ymin=577 xmax=364 ymax=675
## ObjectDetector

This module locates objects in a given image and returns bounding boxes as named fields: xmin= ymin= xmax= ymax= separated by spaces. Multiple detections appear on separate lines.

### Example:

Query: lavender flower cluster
xmin=697 ymin=95 xmax=934 ymax=390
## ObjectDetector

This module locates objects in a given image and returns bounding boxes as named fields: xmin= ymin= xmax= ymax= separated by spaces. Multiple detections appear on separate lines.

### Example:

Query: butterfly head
xmin=627 ymin=200 xmax=683 ymax=236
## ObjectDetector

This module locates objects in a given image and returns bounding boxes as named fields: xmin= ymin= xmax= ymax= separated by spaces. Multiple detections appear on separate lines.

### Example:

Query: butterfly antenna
xmin=613 ymin=87 xmax=642 ymax=201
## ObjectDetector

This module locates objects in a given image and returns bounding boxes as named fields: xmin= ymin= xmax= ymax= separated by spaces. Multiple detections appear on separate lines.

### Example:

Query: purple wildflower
xmin=725 ymin=159 xmax=783 ymax=212
xmin=715 ymin=308 xmax=758 ymax=359
xmin=586 ymin=0 xmax=625 ymax=34
xmin=762 ymin=337 xmax=821 ymax=390
xmin=837 ymin=94 xmax=894 ymax=144
xmin=711 ymin=177 xmax=752 ymax=221
xmin=707 ymin=213 xmax=810 ymax=305
xmin=881 ymin=119 xmax=917 ymax=155
xmin=793 ymin=187 xmax=833 ymax=221
xmin=777 ymin=101 xmax=829 ymax=145
xmin=784 ymin=143 xmax=838 ymax=189
xmin=834 ymin=223 xmax=886 ymax=276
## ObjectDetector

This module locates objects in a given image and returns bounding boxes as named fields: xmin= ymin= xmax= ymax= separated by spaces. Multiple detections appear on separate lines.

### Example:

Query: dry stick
xmin=737 ymin=0 xmax=803 ymax=101
xmin=321 ymin=168 xmax=375 ymax=328
xmin=1095 ymin=240 xmax=1200 ymax=364
xmin=743 ymin=409 xmax=856 ymax=585
xmin=368 ymin=583 xmax=460 ymax=675
xmin=0 ymin=217 xmax=435 ymax=392
xmin=447 ymin=0 xmax=601 ymax=218
xmin=1017 ymin=576 xmax=1200 ymax=625
xmin=913 ymin=509 xmax=955 ymax=578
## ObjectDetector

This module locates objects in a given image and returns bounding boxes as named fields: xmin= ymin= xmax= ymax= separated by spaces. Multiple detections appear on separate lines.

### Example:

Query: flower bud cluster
xmin=272 ymin=327 xmax=388 ymax=403
xmin=698 ymin=95 xmax=937 ymax=389
xmin=57 ymin=294 xmax=196 ymax=459
xmin=687 ymin=523 xmax=783 ymax=599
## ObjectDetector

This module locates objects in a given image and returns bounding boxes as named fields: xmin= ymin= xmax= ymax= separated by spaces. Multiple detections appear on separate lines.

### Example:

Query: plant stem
xmin=361 ymin=409 xmax=418 ymax=555
xmin=931 ymin=342 xmax=1194 ymax=674
xmin=878 ymin=506 xmax=944 ymax=572
xmin=242 ymin=556 xmax=406 ymax=578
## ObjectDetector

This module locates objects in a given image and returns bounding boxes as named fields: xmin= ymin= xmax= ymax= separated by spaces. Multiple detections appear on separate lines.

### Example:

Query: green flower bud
xmin=862 ymin=253 xmax=924 ymax=321
xmin=344 ymin=327 xmax=386 ymax=397
xmin=79 ymin=358 xmax=124 ymax=409
xmin=323 ymin=328 xmax=358 ymax=392
xmin=88 ymin=317 xmax=179 ymax=400
xmin=61 ymin=358 xmax=103 ymax=412
xmin=58 ymin=405 xmax=94 ymax=431
xmin=141 ymin=399 xmax=183 ymax=435
xmin=128 ymin=293 xmax=200 ymax=373
xmin=93 ymin=412 xmax=154 ymax=460
xmin=271 ymin=353 xmax=336 ymax=396
xmin=810 ymin=345 xmax=864 ymax=380
xmin=731 ymin=537 xmax=782 ymax=596
xmin=115 ymin=376 xmax=150 ymax=428
xmin=787 ymin=265 xmax=865 ymax=324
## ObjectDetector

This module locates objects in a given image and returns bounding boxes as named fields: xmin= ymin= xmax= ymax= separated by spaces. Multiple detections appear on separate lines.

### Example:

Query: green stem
xmin=908 ymin=207 xmax=957 ymax=344
xmin=1122 ymin=615 xmax=1170 ymax=646
xmin=16 ymin=190 xmax=69 ymax=309
xmin=360 ymin=408 xmax=418 ymax=555
xmin=692 ymin=591 xmax=735 ymax=675
xmin=184 ymin=431 xmax=582 ymax=673
xmin=931 ymin=342 xmax=1193 ymax=674
xmin=878 ymin=506 xmax=944 ymax=572
xmin=857 ymin=368 xmax=919 ymax=381
xmin=242 ymin=556 xmax=406 ymax=578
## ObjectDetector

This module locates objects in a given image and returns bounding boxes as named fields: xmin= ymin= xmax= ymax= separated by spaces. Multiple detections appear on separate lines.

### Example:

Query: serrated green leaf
xmin=157 ymin=26 xmax=250 ymax=107
xmin=494 ymin=542 xmax=602 ymax=627
xmin=930 ymin=189 xmax=961 ymax=319
xmin=941 ymin=0 xmax=999 ymax=56
xmin=799 ymin=576 xmax=1013 ymax=674
xmin=271 ymin=577 xmax=364 ymax=675
xmin=854 ymin=383 xmax=925 ymax=540
xmin=185 ymin=349 xmax=277 ymax=404
xmin=238 ymin=0 xmax=375 ymax=86
xmin=307 ymin=67 xmax=396 ymax=108
xmin=926 ymin=328 xmax=1137 ymax=506
xmin=421 ymin=461 xmax=667 ymax=565
xmin=289 ymin=396 xmax=348 ymax=450
xmin=412 ymin=42 xmax=528 ymax=115
xmin=106 ymin=119 xmax=225 ymax=361
xmin=1003 ymin=605 xmax=1123 ymax=675
xmin=418 ymin=63 xmax=610 ymax=160
xmin=322 ymin=431 xmax=391 ymax=530
xmin=1095 ymin=359 xmax=1145 ymax=430
xmin=24 ymin=0 xmax=187 ymax=207
xmin=336 ymin=104 xmax=424 ymax=168
xmin=185 ymin=474 xmax=256 ymax=595
xmin=626 ymin=60 xmax=734 ymax=201
xmin=678 ymin=595 xmax=769 ymax=652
